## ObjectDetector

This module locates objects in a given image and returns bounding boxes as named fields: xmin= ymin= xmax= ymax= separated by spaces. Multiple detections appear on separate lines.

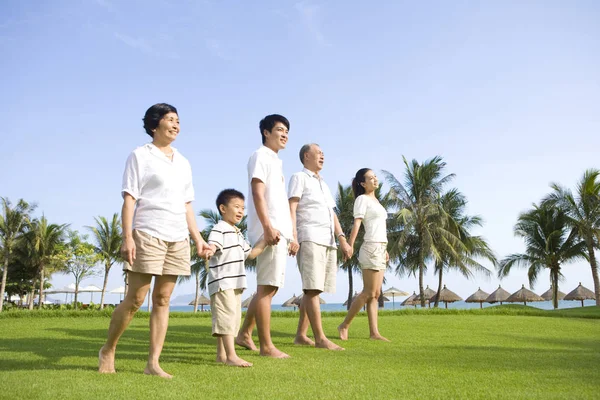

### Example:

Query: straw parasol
xmin=413 ymin=285 xmax=435 ymax=307
xmin=293 ymin=293 xmax=326 ymax=306
xmin=539 ymin=287 xmax=566 ymax=302
xmin=282 ymin=294 xmax=299 ymax=309
xmin=241 ymin=292 xmax=255 ymax=308
xmin=343 ymin=292 xmax=359 ymax=307
xmin=485 ymin=285 xmax=511 ymax=305
xmin=506 ymin=285 xmax=544 ymax=306
xmin=429 ymin=285 xmax=463 ymax=309
xmin=564 ymin=282 xmax=595 ymax=307
xmin=401 ymin=292 xmax=419 ymax=308
xmin=188 ymin=293 xmax=211 ymax=311
xmin=382 ymin=287 xmax=409 ymax=309
xmin=465 ymin=288 xmax=490 ymax=309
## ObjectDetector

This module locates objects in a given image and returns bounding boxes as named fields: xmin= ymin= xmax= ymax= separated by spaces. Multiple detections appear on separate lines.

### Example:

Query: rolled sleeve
xmin=122 ymin=152 xmax=141 ymax=199
xmin=248 ymin=152 xmax=268 ymax=183
xmin=353 ymin=195 xmax=368 ymax=219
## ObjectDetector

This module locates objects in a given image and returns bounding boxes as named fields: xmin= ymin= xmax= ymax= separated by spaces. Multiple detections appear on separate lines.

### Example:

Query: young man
xmin=235 ymin=114 xmax=294 ymax=358
xmin=288 ymin=143 xmax=352 ymax=351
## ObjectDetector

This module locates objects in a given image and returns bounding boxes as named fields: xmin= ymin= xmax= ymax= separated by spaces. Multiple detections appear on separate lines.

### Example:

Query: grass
xmin=0 ymin=306 xmax=599 ymax=399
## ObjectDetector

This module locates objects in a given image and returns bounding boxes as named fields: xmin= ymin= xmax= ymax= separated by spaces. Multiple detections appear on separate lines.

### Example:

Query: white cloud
xmin=295 ymin=1 xmax=331 ymax=47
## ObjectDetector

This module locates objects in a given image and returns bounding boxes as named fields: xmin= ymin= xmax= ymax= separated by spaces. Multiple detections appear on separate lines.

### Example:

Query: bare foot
xmin=225 ymin=356 xmax=253 ymax=367
xmin=315 ymin=338 xmax=345 ymax=351
xmin=216 ymin=356 xmax=226 ymax=364
xmin=293 ymin=335 xmax=315 ymax=346
xmin=337 ymin=324 xmax=349 ymax=341
xmin=144 ymin=365 xmax=173 ymax=379
xmin=235 ymin=335 xmax=258 ymax=351
xmin=370 ymin=334 xmax=391 ymax=342
xmin=98 ymin=346 xmax=116 ymax=374
xmin=260 ymin=346 xmax=290 ymax=359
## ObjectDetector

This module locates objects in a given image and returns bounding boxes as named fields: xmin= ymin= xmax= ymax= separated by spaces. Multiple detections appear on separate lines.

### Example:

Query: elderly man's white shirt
xmin=246 ymin=146 xmax=293 ymax=244
xmin=122 ymin=143 xmax=194 ymax=242
xmin=288 ymin=168 xmax=337 ymax=248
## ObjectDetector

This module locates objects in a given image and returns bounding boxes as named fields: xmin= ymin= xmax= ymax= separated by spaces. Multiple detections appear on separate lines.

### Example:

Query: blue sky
xmin=1 ymin=0 xmax=599 ymax=305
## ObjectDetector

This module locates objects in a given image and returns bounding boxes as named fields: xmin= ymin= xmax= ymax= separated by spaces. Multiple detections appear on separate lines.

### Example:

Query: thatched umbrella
xmin=282 ymin=294 xmax=299 ymax=310
xmin=343 ymin=292 xmax=359 ymax=307
xmin=564 ymin=282 xmax=595 ymax=307
xmin=429 ymin=285 xmax=463 ymax=309
xmin=382 ymin=287 xmax=409 ymax=309
xmin=485 ymin=285 xmax=511 ymax=305
xmin=293 ymin=293 xmax=326 ymax=306
xmin=241 ymin=292 xmax=255 ymax=309
xmin=413 ymin=285 xmax=435 ymax=308
xmin=401 ymin=292 xmax=419 ymax=308
xmin=506 ymin=285 xmax=544 ymax=306
xmin=188 ymin=293 xmax=211 ymax=311
xmin=539 ymin=287 xmax=566 ymax=302
xmin=465 ymin=288 xmax=490 ymax=309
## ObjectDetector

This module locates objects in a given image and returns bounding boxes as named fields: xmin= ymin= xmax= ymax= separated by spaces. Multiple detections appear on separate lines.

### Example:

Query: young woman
xmin=338 ymin=168 xmax=390 ymax=342
xmin=98 ymin=103 xmax=211 ymax=378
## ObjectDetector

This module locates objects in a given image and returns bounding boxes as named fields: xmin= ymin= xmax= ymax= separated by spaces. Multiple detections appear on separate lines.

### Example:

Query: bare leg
xmin=144 ymin=275 xmax=177 ymax=378
xmin=219 ymin=335 xmax=253 ymax=367
xmin=236 ymin=296 xmax=258 ymax=351
xmin=365 ymin=271 xmax=389 ymax=341
xmin=302 ymin=290 xmax=344 ymax=350
xmin=254 ymin=285 xmax=289 ymax=358
xmin=216 ymin=337 xmax=226 ymax=363
xmin=99 ymin=272 xmax=152 ymax=373
xmin=338 ymin=270 xmax=379 ymax=341
xmin=294 ymin=294 xmax=315 ymax=346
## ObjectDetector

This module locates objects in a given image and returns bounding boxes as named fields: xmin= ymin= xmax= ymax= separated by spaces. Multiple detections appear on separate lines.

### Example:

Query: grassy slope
xmin=0 ymin=307 xmax=598 ymax=400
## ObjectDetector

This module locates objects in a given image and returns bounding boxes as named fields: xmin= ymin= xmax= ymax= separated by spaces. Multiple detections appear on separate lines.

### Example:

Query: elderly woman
xmin=98 ymin=103 xmax=210 ymax=378
xmin=338 ymin=168 xmax=390 ymax=342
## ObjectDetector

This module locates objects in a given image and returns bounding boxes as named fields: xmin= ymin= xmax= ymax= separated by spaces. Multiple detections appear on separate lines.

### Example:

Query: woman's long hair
xmin=352 ymin=168 xmax=371 ymax=198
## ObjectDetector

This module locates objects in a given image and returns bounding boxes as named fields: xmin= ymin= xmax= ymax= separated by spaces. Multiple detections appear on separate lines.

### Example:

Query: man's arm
xmin=333 ymin=214 xmax=352 ymax=260
xmin=288 ymin=197 xmax=300 ymax=256
xmin=252 ymin=178 xmax=280 ymax=245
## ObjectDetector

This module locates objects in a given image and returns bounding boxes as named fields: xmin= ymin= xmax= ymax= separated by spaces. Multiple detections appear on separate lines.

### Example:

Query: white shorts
xmin=358 ymin=242 xmax=387 ymax=270
xmin=297 ymin=241 xmax=337 ymax=293
xmin=256 ymin=239 xmax=289 ymax=288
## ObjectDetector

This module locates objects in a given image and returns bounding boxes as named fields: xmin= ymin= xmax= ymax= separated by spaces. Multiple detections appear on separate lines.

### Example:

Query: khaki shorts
xmin=211 ymin=288 xmax=242 ymax=336
xmin=256 ymin=239 xmax=289 ymax=288
xmin=297 ymin=241 xmax=337 ymax=293
xmin=123 ymin=229 xmax=191 ymax=276
xmin=358 ymin=242 xmax=387 ymax=270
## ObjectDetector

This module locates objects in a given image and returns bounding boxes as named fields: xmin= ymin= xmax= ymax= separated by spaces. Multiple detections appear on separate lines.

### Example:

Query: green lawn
xmin=1 ymin=307 xmax=599 ymax=400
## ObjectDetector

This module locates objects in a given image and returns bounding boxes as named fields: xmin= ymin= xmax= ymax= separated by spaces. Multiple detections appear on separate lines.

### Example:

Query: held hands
xmin=288 ymin=241 xmax=300 ymax=257
xmin=340 ymin=241 xmax=353 ymax=261
xmin=198 ymin=242 xmax=214 ymax=260
xmin=264 ymin=226 xmax=281 ymax=246
xmin=121 ymin=236 xmax=136 ymax=265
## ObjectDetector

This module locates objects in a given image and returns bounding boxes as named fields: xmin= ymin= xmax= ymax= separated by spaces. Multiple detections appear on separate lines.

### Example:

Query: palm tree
xmin=544 ymin=169 xmax=600 ymax=306
xmin=498 ymin=204 xmax=586 ymax=309
xmin=26 ymin=216 xmax=68 ymax=307
xmin=431 ymin=189 xmax=495 ymax=307
xmin=0 ymin=198 xmax=36 ymax=312
xmin=384 ymin=156 xmax=461 ymax=307
xmin=87 ymin=214 xmax=122 ymax=309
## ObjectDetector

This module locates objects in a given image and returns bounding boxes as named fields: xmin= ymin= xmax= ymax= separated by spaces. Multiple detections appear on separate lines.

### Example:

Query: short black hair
xmin=143 ymin=103 xmax=178 ymax=137
xmin=259 ymin=114 xmax=290 ymax=144
xmin=216 ymin=189 xmax=245 ymax=215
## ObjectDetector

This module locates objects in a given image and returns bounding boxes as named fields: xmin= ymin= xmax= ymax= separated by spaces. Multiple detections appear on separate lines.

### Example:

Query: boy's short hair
xmin=216 ymin=189 xmax=245 ymax=215
xmin=259 ymin=114 xmax=290 ymax=144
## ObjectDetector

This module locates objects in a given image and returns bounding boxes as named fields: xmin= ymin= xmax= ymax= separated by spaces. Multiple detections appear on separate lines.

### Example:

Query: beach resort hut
xmin=485 ymin=285 xmax=511 ymax=305
xmin=429 ymin=285 xmax=462 ymax=309
xmin=564 ymin=283 xmax=595 ymax=307
xmin=382 ymin=287 xmax=409 ymax=309
xmin=241 ymin=292 xmax=255 ymax=309
xmin=293 ymin=293 xmax=326 ymax=306
xmin=539 ymin=286 xmax=566 ymax=302
xmin=188 ymin=293 xmax=211 ymax=312
xmin=282 ymin=294 xmax=299 ymax=310
xmin=506 ymin=285 xmax=544 ymax=306
xmin=401 ymin=292 xmax=419 ymax=308
xmin=465 ymin=288 xmax=490 ymax=309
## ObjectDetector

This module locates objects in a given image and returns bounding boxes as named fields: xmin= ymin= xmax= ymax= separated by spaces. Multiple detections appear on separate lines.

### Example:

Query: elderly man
xmin=288 ymin=143 xmax=352 ymax=350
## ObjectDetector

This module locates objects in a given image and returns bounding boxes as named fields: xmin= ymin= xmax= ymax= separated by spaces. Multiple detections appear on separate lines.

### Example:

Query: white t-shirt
xmin=207 ymin=220 xmax=250 ymax=296
xmin=288 ymin=168 xmax=336 ymax=248
xmin=353 ymin=194 xmax=388 ymax=243
xmin=122 ymin=143 xmax=194 ymax=242
xmin=246 ymin=146 xmax=293 ymax=244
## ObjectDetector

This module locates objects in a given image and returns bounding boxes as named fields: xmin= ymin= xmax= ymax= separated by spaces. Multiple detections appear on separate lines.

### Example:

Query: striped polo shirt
xmin=207 ymin=220 xmax=251 ymax=296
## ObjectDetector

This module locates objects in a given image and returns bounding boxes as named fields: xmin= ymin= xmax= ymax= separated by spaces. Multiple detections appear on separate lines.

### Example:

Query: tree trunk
xmin=28 ymin=288 xmax=35 ymax=310
xmin=74 ymin=289 xmax=79 ymax=310
xmin=0 ymin=252 xmax=9 ymax=312
xmin=419 ymin=263 xmax=425 ymax=308
xmin=194 ymin=273 xmax=199 ymax=313
xmin=38 ymin=265 xmax=45 ymax=309
xmin=378 ymin=287 xmax=384 ymax=309
xmin=551 ymin=267 xmax=559 ymax=309
xmin=100 ymin=264 xmax=109 ymax=309
xmin=434 ymin=268 xmax=443 ymax=308
xmin=347 ymin=265 xmax=353 ymax=310
xmin=587 ymin=239 xmax=600 ymax=306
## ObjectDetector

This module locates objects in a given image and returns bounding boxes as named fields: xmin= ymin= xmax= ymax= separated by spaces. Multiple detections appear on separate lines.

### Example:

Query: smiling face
xmin=153 ymin=112 xmax=180 ymax=144
xmin=263 ymin=121 xmax=289 ymax=152
xmin=361 ymin=170 xmax=379 ymax=193
xmin=303 ymin=144 xmax=325 ymax=173
xmin=219 ymin=197 xmax=245 ymax=226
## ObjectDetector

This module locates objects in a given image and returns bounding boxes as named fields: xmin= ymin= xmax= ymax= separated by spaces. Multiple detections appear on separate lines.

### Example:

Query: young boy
xmin=206 ymin=189 xmax=266 ymax=367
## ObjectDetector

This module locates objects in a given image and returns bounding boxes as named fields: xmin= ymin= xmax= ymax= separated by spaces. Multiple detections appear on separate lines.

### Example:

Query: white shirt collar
xmin=259 ymin=145 xmax=279 ymax=158
xmin=302 ymin=167 xmax=321 ymax=180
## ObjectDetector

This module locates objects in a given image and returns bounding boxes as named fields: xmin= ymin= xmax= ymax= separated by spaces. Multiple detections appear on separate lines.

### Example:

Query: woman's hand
xmin=288 ymin=241 xmax=300 ymax=257
xmin=121 ymin=236 xmax=136 ymax=265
